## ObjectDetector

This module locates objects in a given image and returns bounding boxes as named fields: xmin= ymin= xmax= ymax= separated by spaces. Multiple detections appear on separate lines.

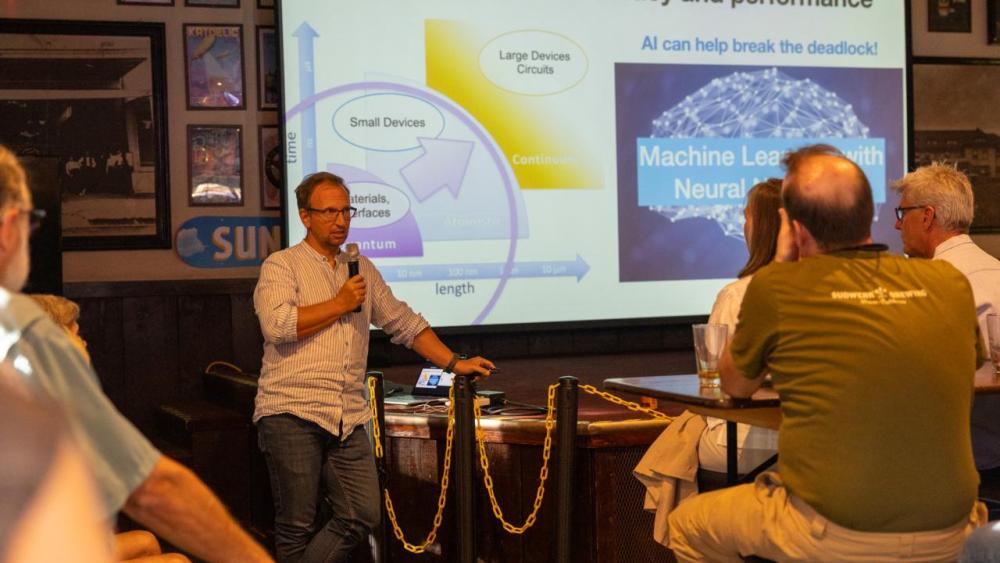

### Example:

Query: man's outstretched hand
xmin=452 ymin=356 xmax=496 ymax=378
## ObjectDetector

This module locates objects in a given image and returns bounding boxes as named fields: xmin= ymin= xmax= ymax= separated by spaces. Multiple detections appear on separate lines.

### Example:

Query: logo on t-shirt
xmin=830 ymin=286 xmax=927 ymax=305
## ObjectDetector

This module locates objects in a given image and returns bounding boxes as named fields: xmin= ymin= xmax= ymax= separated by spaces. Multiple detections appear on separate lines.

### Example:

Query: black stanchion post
xmin=367 ymin=371 xmax=390 ymax=563
xmin=453 ymin=373 xmax=477 ymax=563
xmin=555 ymin=376 xmax=579 ymax=563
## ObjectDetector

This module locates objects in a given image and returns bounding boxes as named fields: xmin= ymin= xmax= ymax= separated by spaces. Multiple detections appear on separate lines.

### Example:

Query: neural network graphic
xmin=648 ymin=67 xmax=871 ymax=239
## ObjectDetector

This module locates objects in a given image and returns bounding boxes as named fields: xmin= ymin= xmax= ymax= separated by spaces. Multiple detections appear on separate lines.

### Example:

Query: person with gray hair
xmin=894 ymin=163 xmax=1000 ymax=490
xmin=0 ymin=145 xmax=272 ymax=562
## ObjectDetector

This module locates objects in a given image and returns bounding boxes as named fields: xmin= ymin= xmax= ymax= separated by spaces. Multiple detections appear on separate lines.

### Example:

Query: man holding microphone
xmin=254 ymin=171 xmax=495 ymax=563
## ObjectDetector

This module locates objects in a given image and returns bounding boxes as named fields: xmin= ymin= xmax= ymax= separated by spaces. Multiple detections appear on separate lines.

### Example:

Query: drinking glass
xmin=988 ymin=314 xmax=1000 ymax=376
xmin=693 ymin=323 xmax=728 ymax=387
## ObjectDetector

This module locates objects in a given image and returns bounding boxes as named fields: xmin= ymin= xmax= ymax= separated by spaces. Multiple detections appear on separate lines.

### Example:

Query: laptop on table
xmin=383 ymin=365 xmax=455 ymax=406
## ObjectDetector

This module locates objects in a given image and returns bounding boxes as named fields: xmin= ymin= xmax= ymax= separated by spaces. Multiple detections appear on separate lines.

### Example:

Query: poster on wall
xmin=259 ymin=125 xmax=281 ymax=209
xmin=928 ymin=0 xmax=971 ymax=33
xmin=989 ymin=0 xmax=1000 ymax=43
xmin=913 ymin=59 xmax=1000 ymax=233
xmin=256 ymin=26 xmax=279 ymax=110
xmin=0 ymin=19 xmax=171 ymax=250
xmin=188 ymin=124 xmax=243 ymax=206
xmin=185 ymin=0 xmax=240 ymax=7
xmin=184 ymin=24 xmax=245 ymax=109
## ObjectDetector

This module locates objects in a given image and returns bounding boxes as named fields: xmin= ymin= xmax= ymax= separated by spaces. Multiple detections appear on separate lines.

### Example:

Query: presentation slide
xmin=279 ymin=0 xmax=907 ymax=328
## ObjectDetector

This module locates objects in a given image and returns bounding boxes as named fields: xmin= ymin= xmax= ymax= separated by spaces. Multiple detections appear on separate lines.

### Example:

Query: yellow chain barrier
xmin=471 ymin=382 xmax=672 ymax=534
xmin=367 ymin=375 xmax=672 ymax=546
xmin=472 ymin=383 xmax=557 ymax=533
xmin=578 ymin=383 xmax=673 ymax=421
xmin=367 ymin=377 xmax=455 ymax=554
xmin=367 ymin=377 xmax=384 ymax=458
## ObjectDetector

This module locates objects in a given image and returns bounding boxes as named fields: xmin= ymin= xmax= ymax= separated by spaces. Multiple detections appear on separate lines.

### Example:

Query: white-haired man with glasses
xmin=893 ymin=163 xmax=1000 ymax=495
xmin=0 ymin=145 xmax=272 ymax=562
xmin=253 ymin=171 xmax=495 ymax=563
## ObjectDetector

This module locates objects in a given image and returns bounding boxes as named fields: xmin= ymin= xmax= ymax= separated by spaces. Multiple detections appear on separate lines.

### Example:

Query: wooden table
xmin=605 ymin=372 xmax=1000 ymax=485
xmin=604 ymin=374 xmax=778 ymax=484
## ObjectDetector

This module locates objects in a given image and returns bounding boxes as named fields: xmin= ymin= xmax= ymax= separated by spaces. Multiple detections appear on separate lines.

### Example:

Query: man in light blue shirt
xmin=0 ymin=145 xmax=271 ymax=563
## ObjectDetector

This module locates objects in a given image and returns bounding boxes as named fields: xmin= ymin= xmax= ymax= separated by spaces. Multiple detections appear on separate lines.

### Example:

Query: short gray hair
xmin=892 ymin=163 xmax=973 ymax=233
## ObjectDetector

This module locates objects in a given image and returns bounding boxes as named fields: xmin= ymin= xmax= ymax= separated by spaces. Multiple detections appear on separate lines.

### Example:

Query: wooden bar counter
xmin=379 ymin=407 xmax=672 ymax=562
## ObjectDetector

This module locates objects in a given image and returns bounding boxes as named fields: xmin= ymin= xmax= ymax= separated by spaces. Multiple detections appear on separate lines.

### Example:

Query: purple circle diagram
xmin=285 ymin=81 xmax=519 ymax=325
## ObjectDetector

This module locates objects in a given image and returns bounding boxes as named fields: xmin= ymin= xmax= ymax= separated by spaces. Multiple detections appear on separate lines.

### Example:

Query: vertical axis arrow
xmin=293 ymin=22 xmax=318 ymax=174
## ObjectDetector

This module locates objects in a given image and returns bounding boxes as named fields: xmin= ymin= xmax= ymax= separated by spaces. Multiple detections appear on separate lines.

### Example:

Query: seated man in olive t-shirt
xmin=668 ymin=145 xmax=987 ymax=563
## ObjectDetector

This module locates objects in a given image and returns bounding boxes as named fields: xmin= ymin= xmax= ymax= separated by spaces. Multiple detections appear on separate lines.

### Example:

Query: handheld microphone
xmin=345 ymin=243 xmax=361 ymax=313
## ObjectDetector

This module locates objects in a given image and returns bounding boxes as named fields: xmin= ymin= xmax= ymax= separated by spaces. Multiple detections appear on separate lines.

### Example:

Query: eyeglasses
xmin=8 ymin=208 xmax=45 ymax=232
xmin=27 ymin=208 xmax=45 ymax=232
xmin=306 ymin=206 xmax=357 ymax=220
xmin=894 ymin=206 xmax=924 ymax=221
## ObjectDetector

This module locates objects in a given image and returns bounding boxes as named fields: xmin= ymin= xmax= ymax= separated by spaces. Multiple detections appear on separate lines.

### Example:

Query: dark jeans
xmin=258 ymin=414 xmax=381 ymax=563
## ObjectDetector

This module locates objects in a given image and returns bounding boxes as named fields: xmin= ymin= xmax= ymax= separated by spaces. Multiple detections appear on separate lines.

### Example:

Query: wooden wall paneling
xmin=617 ymin=325 xmax=666 ymax=353
xmin=481 ymin=332 xmax=530 ymax=359
xmin=366 ymin=336 xmax=392 ymax=368
xmin=385 ymin=338 xmax=427 ymax=366
xmin=519 ymin=443 xmax=561 ymax=563
xmin=122 ymin=295 xmax=179 ymax=434
xmin=475 ymin=442 xmax=524 ymax=562
xmin=66 ymin=279 xmax=255 ymax=300
xmin=156 ymin=401 xmax=253 ymax=525
xmin=663 ymin=323 xmax=693 ymax=350
xmin=230 ymin=292 xmax=264 ymax=375
xmin=78 ymin=297 xmax=126 ymax=408
xmin=372 ymin=330 xmax=488 ymax=369
xmin=385 ymin=435 xmax=450 ymax=562
xmin=440 ymin=332 xmax=484 ymax=360
xmin=191 ymin=424 xmax=252 ymax=531
xmin=20 ymin=156 xmax=62 ymax=294
xmin=177 ymin=294 xmax=234 ymax=398
xmin=527 ymin=331 xmax=574 ymax=357
xmin=572 ymin=328 xmax=620 ymax=356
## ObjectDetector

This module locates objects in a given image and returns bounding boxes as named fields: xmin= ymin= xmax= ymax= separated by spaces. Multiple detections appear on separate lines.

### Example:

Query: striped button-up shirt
xmin=253 ymin=241 xmax=429 ymax=436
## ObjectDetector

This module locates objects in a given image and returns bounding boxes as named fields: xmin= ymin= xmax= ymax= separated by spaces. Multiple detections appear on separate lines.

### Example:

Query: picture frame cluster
xmin=181 ymin=19 xmax=280 ymax=210
xmin=0 ymin=3 xmax=283 ymax=251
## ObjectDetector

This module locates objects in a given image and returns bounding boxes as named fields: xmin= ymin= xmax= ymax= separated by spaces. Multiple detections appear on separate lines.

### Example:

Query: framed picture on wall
xmin=928 ymin=0 xmax=971 ymax=33
xmin=256 ymin=26 xmax=279 ymax=110
xmin=0 ymin=19 xmax=171 ymax=250
xmin=912 ymin=57 xmax=1000 ymax=233
xmin=259 ymin=125 xmax=281 ymax=210
xmin=989 ymin=0 xmax=1000 ymax=43
xmin=185 ymin=0 xmax=240 ymax=7
xmin=183 ymin=24 xmax=245 ymax=109
xmin=118 ymin=0 xmax=174 ymax=5
xmin=188 ymin=124 xmax=243 ymax=206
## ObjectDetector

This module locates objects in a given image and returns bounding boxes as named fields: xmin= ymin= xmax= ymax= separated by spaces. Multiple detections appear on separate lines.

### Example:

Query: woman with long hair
xmin=698 ymin=178 xmax=783 ymax=473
